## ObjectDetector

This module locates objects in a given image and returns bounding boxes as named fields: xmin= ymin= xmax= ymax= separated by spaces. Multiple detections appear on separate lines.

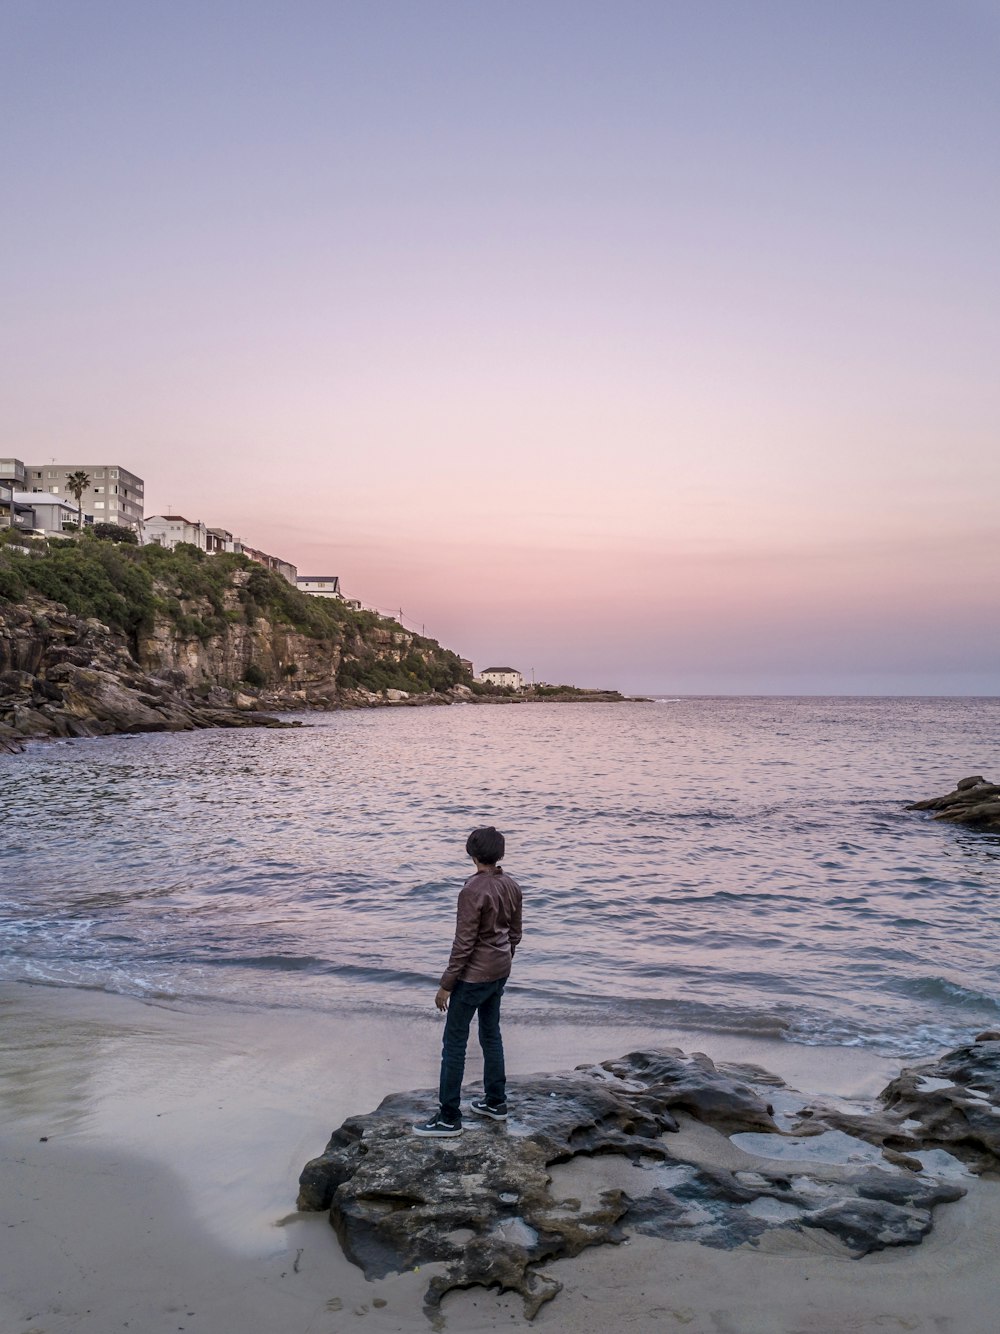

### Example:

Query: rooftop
xmin=13 ymin=491 xmax=76 ymax=509
xmin=483 ymin=667 xmax=520 ymax=674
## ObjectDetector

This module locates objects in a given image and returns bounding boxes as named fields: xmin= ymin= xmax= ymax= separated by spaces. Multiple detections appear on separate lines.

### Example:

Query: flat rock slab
xmin=799 ymin=1038 xmax=1000 ymax=1175
xmin=298 ymin=1043 xmax=999 ymax=1318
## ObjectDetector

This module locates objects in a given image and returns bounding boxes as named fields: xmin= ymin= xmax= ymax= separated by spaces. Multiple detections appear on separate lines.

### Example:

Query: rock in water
xmin=298 ymin=1046 xmax=986 ymax=1317
xmin=906 ymin=775 xmax=1000 ymax=831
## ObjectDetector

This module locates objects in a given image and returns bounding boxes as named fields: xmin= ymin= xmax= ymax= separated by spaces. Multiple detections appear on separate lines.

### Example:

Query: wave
xmin=890 ymin=975 xmax=1000 ymax=1012
xmin=7 ymin=963 xmax=990 ymax=1062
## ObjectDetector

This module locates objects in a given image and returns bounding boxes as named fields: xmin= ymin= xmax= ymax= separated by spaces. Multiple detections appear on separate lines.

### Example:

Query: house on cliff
xmin=297 ymin=575 xmax=341 ymax=599
xmin=145 ymin=515 xmax=209 ymax=550
xmin=12 ymin=491 xmax=78 ymax=535
xmin=1 ymin=460 xmax=34 ymax=533
xmin=480 ymin=667 xmax=524 ymax=690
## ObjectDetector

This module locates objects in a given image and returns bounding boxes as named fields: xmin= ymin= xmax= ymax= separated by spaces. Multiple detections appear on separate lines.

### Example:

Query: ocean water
xmin=1 ymin=697 xmax=998 ymax=1059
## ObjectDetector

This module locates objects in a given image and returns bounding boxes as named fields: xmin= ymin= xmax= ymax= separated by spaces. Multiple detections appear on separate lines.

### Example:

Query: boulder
xmin=48 ymin=664 xmax=175 ymax=732
xmin=0 ymin=722 xmax=25 ymax=754
xmin=906 ymin=776 xmax=1000 ymax=832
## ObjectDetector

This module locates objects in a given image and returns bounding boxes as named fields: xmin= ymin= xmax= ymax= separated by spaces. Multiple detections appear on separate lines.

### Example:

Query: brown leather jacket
xmin=440 ymin=867 xmax=523 ymax=991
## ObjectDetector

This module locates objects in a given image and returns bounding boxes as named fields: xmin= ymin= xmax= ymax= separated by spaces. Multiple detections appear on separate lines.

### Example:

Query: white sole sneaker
xmin=469 ymin=1101 xmax=508 ymax=1121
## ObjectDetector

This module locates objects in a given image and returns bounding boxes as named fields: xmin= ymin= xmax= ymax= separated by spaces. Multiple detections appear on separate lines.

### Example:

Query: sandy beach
xmin=2 ymin=981 xmax=999 ymax=1334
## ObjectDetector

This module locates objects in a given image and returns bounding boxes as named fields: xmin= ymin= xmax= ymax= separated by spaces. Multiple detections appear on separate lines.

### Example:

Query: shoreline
xmin=0 ymin=690 xmax=648 ymax=756
xmin=4 ymin=981 xmax=1000 ymax=1332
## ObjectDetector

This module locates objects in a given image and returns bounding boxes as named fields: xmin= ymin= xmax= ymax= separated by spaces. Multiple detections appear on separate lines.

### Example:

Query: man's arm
xmin=439 ymin=885 xmax=481 ymax=993
xmin=509 ymin=888 xmax=523 ymax=957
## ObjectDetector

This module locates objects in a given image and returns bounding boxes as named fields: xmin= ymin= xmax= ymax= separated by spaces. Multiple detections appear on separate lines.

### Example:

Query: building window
xmin=94 ymin=469 xmax=104 ymax=478
xmin=94 ymin=501 xmax=105 ymax=509
xmin=48 ymin=470 xmax=58 ymax=478
xmin=110 ymin=469 xmax=118 ymax=478
xmin=94 ymin=486 xmax=103 ymax=493
xmin=51 ymin=486 xmax=59 ymax=493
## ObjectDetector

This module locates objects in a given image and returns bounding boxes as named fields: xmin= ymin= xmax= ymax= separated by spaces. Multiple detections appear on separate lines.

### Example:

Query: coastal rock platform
xmin=907 ymin=775 xmax=1000 ymax=832
xmin=298 ymin=1040 xmax=1000 ymax=1318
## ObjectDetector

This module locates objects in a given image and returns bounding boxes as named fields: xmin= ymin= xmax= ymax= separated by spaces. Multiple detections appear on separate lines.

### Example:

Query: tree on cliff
xmin=66 ymin=471 xmax=91 ymax=531
xmin=93 ymin=521 xmax=138 ymax=545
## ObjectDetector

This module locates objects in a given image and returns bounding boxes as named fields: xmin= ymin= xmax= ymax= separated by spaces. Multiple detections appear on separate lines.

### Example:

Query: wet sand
xmin=2 ymin=981 xmax=998 ymax=1334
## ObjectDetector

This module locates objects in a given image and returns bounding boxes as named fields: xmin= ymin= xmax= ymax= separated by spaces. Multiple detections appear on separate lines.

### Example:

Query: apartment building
xmin=24 ymin=462 xmax=145 ymax=530
xmin=1 ymin=459 xmax=33 ymax=531
xmin=0 ymin=458 xmax=28 ymax=492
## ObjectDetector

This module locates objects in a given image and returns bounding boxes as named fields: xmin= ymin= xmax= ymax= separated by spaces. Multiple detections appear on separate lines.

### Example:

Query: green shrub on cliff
xmin=0 ymin=539 xmax=155 ymax=638
xmin=92 ymin=522 xmax=139 ymax=545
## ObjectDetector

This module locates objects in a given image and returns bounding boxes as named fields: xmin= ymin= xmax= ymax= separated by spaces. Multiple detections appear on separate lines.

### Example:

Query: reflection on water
xmin=1 ymin=697 xmax=998 ymax=1057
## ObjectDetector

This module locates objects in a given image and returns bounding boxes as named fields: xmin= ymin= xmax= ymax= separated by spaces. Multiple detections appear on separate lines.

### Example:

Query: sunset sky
xmin=3 ymin=1 xmax=998 ymax=693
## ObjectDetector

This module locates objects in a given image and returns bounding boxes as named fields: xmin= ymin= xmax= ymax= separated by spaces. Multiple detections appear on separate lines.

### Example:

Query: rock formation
xmin=796 ymin=1038 xmax=1000 ymax=1175
xmin=0 ymin=552 xmax=468 ymax=751
xmin=906 ymin=775 xmax=1000 ymax=832
xmin=299 ymin=1040 xmax=1000 ymax=1318
xmin=0 ymin=599 xmax=294 ymax=752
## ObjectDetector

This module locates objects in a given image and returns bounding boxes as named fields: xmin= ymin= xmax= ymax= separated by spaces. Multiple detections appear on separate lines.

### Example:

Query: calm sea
xmin=1 ymin=698 xmax=998 ymax=1059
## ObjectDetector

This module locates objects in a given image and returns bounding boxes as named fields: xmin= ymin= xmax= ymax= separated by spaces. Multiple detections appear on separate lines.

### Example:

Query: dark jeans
xmin=439 ymin=975 xmax=507 ymax=1124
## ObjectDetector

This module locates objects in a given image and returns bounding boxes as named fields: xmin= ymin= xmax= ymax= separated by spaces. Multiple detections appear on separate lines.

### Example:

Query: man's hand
xmin=435 ymin=988 xmax=451 ymax=1012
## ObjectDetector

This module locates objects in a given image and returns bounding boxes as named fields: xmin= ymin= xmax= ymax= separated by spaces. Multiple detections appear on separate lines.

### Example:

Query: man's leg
xmin=476 ymin=977 xmax=507 ymax=1107
xmin=439 ymin=982 xmax=477 ymax=1124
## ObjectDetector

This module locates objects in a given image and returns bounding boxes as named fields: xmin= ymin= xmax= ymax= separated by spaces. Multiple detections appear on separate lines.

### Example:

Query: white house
xmin=12 ymin=491 xmax=78 ymax=534
xmin=297 ymin=576 xmax=342 ymax=599
xmin=144 ymin=515 xmax=209 ymax=551
xmin=480 ymin=667 xmax=524 ymax=690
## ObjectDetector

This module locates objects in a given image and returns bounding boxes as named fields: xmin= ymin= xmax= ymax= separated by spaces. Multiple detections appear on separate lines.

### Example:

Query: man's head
xmin=466 ymin=826 xmax=505 ymax=866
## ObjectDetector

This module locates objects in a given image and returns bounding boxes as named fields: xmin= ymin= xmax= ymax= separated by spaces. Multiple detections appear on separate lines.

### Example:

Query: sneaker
xmin=469 ymin=1098 xmax=508 ymax=1121
xmin=412 ymin=1112 xmax=462 ymax=1138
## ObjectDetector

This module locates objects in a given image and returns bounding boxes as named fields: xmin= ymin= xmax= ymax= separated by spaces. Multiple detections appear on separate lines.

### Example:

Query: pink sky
xmin=2 ymin=1 xmax=998 ymax=692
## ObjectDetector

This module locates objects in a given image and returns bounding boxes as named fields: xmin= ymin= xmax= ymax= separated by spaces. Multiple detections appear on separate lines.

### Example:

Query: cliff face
xmin=0 ymin=543 xmax=470 ymax=753
xmin=137 ymin=569 xmax=442 ymax=710
xmin=0 ymin=596 xmax=277 ymax=753
xmin=138 ymin=567 xmax=344 ymax=706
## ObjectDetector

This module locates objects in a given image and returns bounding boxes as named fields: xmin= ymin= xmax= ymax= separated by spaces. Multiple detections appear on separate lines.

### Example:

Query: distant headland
xmin=0 ymin=533 xmax=635 ymax=754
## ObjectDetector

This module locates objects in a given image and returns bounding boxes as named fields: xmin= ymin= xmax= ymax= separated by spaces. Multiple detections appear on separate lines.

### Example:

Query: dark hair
xmin=466 ymin=826 xmax=505 ymax=865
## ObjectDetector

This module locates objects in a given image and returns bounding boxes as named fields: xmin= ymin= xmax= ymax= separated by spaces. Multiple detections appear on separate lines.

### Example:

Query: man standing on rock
xmin=413 ymin=826 xmax=523 ymax=1137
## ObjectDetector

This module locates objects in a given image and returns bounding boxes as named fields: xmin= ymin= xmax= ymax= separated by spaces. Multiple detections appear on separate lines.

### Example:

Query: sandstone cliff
xmin=0 ymin=538 xmax=470 ymax=753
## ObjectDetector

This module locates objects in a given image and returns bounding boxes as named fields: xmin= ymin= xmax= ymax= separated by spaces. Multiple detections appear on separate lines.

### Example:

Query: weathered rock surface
xmin=906 ymin=775 xmax=1000 ymax=832
xmin=0 ymin=600 xmax=293 ymax=750
xmin=298 ymin=1044 xmax=995 ymax=1318
xmin=797 ymin=1039 xmax=1000 ymax=1175
xmin=0 ymin=591 xmax=475 ymax=751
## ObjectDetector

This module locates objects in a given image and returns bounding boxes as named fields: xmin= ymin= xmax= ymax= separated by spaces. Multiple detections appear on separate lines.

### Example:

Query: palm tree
xmin=66 ymin=471 xmax=91 ymax=531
